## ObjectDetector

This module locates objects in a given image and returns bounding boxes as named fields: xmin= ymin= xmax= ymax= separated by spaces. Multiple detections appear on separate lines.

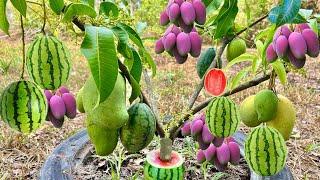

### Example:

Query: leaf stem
xmin=20 ymin=15 xmax=26 ymax=80
xmin=41 ymin=0 xmax=46 ymax=34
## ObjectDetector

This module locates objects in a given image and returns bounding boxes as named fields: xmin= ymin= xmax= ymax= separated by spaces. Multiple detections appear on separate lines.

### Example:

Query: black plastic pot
xmin=39 ymin=129 xmax=293 ymax=180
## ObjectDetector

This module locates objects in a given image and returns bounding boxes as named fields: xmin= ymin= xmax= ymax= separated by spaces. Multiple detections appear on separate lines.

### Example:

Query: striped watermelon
xmin=120 ymin=103 xmax=156 ymax=153
xmin=245 ymin=126 xmax=288 ymax=176
xmin=206 ymin=96 xmax=240 ymax=137
xmin=0 ymin=81 xmax=48 ymax=134
xmin=26 ymin=35 xmax=71 ymax=90
xmin=144 ymin=150 xmax=184 ymax=180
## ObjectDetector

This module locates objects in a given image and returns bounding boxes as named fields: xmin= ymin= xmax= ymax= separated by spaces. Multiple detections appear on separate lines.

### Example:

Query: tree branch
xmin=169 ymin=73 xmax=271 ymax=140
xmin=20 ymin=15 xmax=26 ymax=80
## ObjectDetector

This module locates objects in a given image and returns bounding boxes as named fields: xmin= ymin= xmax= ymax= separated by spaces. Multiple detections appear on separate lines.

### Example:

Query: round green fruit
xmin=266 ymin=95 xmax=296 ymax=140
xmin=206 ymin=96 xmax=240 ymax=137
xmin=144 ymin=150 xmax=184 ymax=180
xmin=0 ymin=81 xmax=48 ymax=133
xmin=26 ymin=35 xmax=71 ymax=90
xmin=120 ymin=103 xmax=156 ymax=153
xmin=226 ymin=38 xmax=246 ymax=62
xmin=245 ymin=126 xmax=287 ymax=176
xmin=254 ymin=89 xmax=278 ymax=122
xmin=239 ymin=95 xmax=261 ymax=127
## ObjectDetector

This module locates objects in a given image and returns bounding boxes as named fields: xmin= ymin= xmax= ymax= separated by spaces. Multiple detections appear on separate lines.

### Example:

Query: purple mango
xmin=228 ymin=142 xmax=240 ymax=165
xmin=171 ymin=25 xmax=181 ymax=36
xmin=47 ymin=111 xmax=64 ymax=128
xmin=160 ymin=11 xmax=170 ymax=26
xmin=197 ymin=149 xmax=206 ymax=163
xmin=266 ymin=44 xmax=277 ymax=63
xmin=62 ymin=93 xmax=77 ymax=119
xmin=213 ymin=157 xmax=227 ymax=172
xmin=294 ymin=23 xmax=311 ymax=32
xmin=168 ymin=3 xmax=180 ymax=22
xmin=173 ymin=47 xmax=188 ymax=64
xmin=174 ymin=0 xmax=184 ymax=6
xmin=273 ymin=25 xmax=292 ymax=49
xmin=302 ymin=29 xmax=320 ymax=57
xmin=287 ymin=50 xmax=306 ymax=69
xmin=180 ymin=2 xmax=196 ymax=25
xmin=44 ymin=90 xmax=53 ymax=102
xmin=176 ymin=32 xmax=191 ymax=56
xmin=191 ymin=119 xmax=203 ymax=137
xmin=288 ymin=32 xmax=307 ymax=59
xmin=163 ymin=33 xmax=176 ymax=51
xmin=216 ymin=143 xmax=230 ymax=165
xmin=189 ymin=32 xmax=202 ymax=58
xmin=212 ymin=137 xmax=224 ymax=147
xmin=50 ymin=95 xmax=66 ymax=120
xmin=155 ymin=38 xmax=165 ymax=54
xmin=197 ymin=135 xmax=210 ymax=150
xmin=275 ymin=35 xmax=289 ymax=58
xmin=204 ymin=144 xmax=216 ymax=161
xmin=178 ymin=18 xmax=194 ymax=33
xmin=181 ymin=121 xmax=191 ymax=136
xmin=193 ymin=0 xmax=206 ymax=25
xmin=202 ymin=124 xmax=214 ymax=144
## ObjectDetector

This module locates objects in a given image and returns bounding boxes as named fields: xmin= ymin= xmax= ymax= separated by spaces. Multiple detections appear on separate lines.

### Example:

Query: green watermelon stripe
xmin=50 ymin=36 xmax=70 ymax=83
xmin=246 ymin=128 xmax=256 ymax=170
xmin=44 ymin=37 xmax=57 ymax=89
xmin=276 ymin=130 xmax=286 ymax=170
xmin=32 ymin=83 xmax=46 ymax=126
xmin=262 ymin=128 xmax=271 ymax=175
xmin=28 ymin=38 xmax=41 ymax=84
xmin=227 ymin=98 xmax=233 ymax=137
xmin=213 ymin=98 xmax=221 ymax=136
xmin=206 ymin=98 xmax=214 ymax=131
xmin=23 ymin=81 xmax=33 ymax=132
xmin=220 ymin=97 xmax=226 ymax=136
xmin=48 ymin=37 xmax=64 ymax=88
xmin=255 ymin=128 xmax=263 ymax=173
xmin=13 ymin=82 xmax=22 ymax=132
xmin=269 ymin=127 xmax=277 ymax=175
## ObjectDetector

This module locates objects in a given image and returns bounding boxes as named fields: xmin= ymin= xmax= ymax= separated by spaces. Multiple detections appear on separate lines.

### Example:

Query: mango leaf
xmin=10 ymin=0 xmax=26 ymax=17
xmin=268 ymin=0 xmax=302 ymax=26
xmin=48 ymin=0 xmax=64 ymax=15
xmin=252 ymin=57 xmax=261 ymax=73
xmin=130 ymin=48 xmax=142 ymax=83
xmin=230 ymin=67 xmax=250 ymax=90
xmin=81 ymin=26 xmax=118 ymax=104
xmin=272 ymin=60 xmax=287 ymax=85
xmin=225 ymin=53 xmax=256 ymax=70
xmin=112 ymin=26 xmax=132 ymax=59
xmin=81 ymin=0 xmax=94 ymax=7
xmin=63 ymin=3 xmax=97 ymax=22
xmin=100 ymin=1 xmax=119 ymax=17
xmin=128 ymin=73 xmax=141 ymax=103
xmin=289 ymin=13 xmax=307 ymax=24
xmin=206 ymin=0 xmax=223 ymax=14
xmin=213 ymin=0 xmax=238 ymax=39
xmin=0 ymin=0 xmax=9 ymax=35
xmin=309 ymin=19 xmax=318 ymax=35
xmin=117 ymin=23 xmax=144 ymax=48
xmin=139 ymin=49 xmax=156 ymax=77
xmin=299 ymin=9 xmax=313 ymax=19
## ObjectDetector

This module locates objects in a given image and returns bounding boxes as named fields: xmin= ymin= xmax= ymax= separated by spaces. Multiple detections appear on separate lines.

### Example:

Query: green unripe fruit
xmin=76 ymin=87 xmax=85 ymax=113
xmin=196 ymin=47 xmax=216 ymax=78
xmin=239 ymin=95 xmax=261 ymax=127
xmin=226 ymin=38 xmax=246 ymax=62
xmin=254 ymin=89 xmax=278 ymax=122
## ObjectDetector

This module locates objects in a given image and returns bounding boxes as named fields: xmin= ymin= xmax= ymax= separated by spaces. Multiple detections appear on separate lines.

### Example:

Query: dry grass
xmin=0 ymin=35 xmax=319 ymax=179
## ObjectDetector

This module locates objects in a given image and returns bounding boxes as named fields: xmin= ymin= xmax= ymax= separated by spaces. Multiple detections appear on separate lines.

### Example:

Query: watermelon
xmin=144 ymin=150 xmax=184 ymax=180
xmin=196 ymin=47 xmax=216 ymax=78
xmin=245 ymin=126 xmax=287 ymax=176
xmin=120 ymin=103 xmax=156 ymax=153
xmin=26 ymin=35 xmax=71 ymax=90
xmin=0 ymin=81 xmax=48 ymax=133
xmin=206 ymin=96 xmax=240 ymax=137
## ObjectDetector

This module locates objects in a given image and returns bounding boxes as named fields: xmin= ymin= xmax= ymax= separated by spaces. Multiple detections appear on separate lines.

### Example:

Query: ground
xmin=0 ymin=35 xmax=319 ymax=179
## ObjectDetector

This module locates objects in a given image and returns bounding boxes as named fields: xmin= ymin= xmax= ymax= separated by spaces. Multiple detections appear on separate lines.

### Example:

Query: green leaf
xmin=81 ymin=26 xmax=119 ymax=104
xmin=128 ymin=74 xmax=141 ymax=103
xmin=268 ymin=0 xmax=302 ymax=26
xmin=206 ymin=0 xmax=223 ymax=14
xmin=10 ymin=0 xmax=26 ymax=17
xmin=213 ymin=0 xmax=238 ymax=39
xmin=230 ymin=67 xmax=250 ymax=89
xmin=63 ymin=3 xmax=97 ymax=22
xmin=0 ymin=0 xmax=9 ymax=35
xmin=130 ymin=48 xmax=142 ymax=83
xmin=252 ymin=57 xmax=261 ymax=73
xmin=225 ymin=53 xmax=256 ymax=69
xmin=81 ymin=0 xmax=94 ymax=7
xmin=299 ymin=9 xmax=313 ymax=19
xmin=48 ymin=0 xmax=64 ymax=15
xmin=308 ymin=19 xmax=318 ymax=35
xmin=117 ymin=23 xmax=144 ymax=48
xmin=112 ymin=26 xmax=132 ymax=59
xmin=272 ymin=60 xmax=287 ymax=85
xmin=289 ymin=13 xmax=307 ymax=24
xmin=100 ymin=1 xmax=119 ymax=17
xmin=139 ymin=49 xmax=156 ymax=77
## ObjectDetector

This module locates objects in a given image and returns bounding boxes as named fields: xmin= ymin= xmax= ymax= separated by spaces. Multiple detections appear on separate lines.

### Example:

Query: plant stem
xmin=169 ymin=73 xmax=271 ymax=140
xmin=41 ymin=0 xmax=46 ymax=34
xmin=268 ymin=70 xmax=276 ymax=91
xmin=20 ymin=15 xmax=26 ymax=80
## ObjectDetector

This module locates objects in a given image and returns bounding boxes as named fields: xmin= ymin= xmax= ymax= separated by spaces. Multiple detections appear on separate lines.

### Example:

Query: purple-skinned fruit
xmin=181 ymin=121 xmax=191 ymax=136
xmin=176 ymin=32 xmax=191 ymax=56
xmin=173 ymin=48 xmax=188 ymax=64
xmin=193 ymin=0 xmax=206 ymax=25
xmin=212 ymin=137 xmax=224 ymax=147
xmin=163 ymin=33 xmax=176 ymax=51
xmin=288 ymin=32 xmax=307 ymax=59
xmin=266 ymin=44 xmax=277 ymax=63
xmin=189 ymin=32 xmax=202 ymax=58
xmin=191 ymin=119 xmax=203 ymax=137
xmin=193 ymin=112 xmax=205 ymax=123
xmin=213 ymin=157 xmax=227 ymax=172
xmin=180 ymin=2 xmax=196 ymax=25
xmin=47 ymin=111 xmax=64 ymax=128
xmin=50 ymin=95 xmax=66 ymax=120
xmin=302 ymin=29 xmax=320 ymax=57
xmin=171 ymin=25 xmax=181 ymax=36
xmin=273 ymin=25 xmax=291 ymax=49
xmin=168 ymin=3 xmax=180 ymax=22
xmin=155 ymin=38 xmax=165 ymax=54
xmin=62 ymin=93 xmax=77 ymax=119
xmin=160 ymin=11 xmax=170 ymax=26
xmin=287 ymin=50 xmax=306 ymax=69
xmin=178 ymin=18 xmax=194 ymax=33
xmin=197 ymin=149 xmax=206 ymax=163
xmin=174 ymin=0 xmax=184 ymax=5
xmin=275 ymin=35 xmax=289 ymax=58
xmin=225 ymin=137 xmax=236 ymax=143
xmin=202 ymin=124 xmax=214 ymax=144
xmin=204 ymin=144 xmax=216 ymax=161
xmin=44 ymin=90 xmax=53 ymax=102
xmin=294 ymin=23 xmax=310 ymax=32
xmin=228 ymin=142 xmax=240 ymax=165
xmin=57 ymin=86 xmax=69 ymax=94
xmin=216 ymin=143 xmax=230 ymax=165
xmin=197 ymin=135 xmax=210 ymax=150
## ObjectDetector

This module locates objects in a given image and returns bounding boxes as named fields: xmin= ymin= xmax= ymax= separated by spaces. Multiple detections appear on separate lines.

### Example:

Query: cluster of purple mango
xmin=155 ymin=0 xmax=206 ymax=64
xmin=181 ymin=113 xmax=240 ymax=171
xmin=266 ymin=23 xmax=320 ymax=69
xmin=44 ymin=86 xmax=77 ymax=128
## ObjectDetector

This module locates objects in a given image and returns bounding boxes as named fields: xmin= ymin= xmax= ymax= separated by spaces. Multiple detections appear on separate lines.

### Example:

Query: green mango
xmin=239 ymin=95 xmax=261 ymax=127
xmin=226 ymin=38 xmax=246 ymax=62
xmin=196 ymin=47 xmax=216 ymax=78
xmin=254 ymin=89 xmax=278 ymax=122
xmin=86 ymin=116 xmax=118 ymax=156
xmin=82 ymin=74 xmax=129 ymax=129
xmin=76 ymin=87 xmax=85 ymax=113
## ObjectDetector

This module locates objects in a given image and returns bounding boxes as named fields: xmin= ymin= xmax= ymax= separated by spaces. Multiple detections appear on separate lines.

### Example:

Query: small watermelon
xmin=144 ymin=149 xmax=184 ymax=180
xmin=206 ymin=96 xmax=240 ymax=137
xmin=245 ymin=126 xmax=288 ymax=176
xmin=0 ymin=81 xmax=48 ymax=133
xmin=26 ymin=35 xmax=71 ymax=90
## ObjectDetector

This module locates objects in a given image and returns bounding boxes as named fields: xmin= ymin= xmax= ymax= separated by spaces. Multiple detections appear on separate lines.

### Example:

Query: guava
xmin=254 ymin=89 xmax=278 ymax=122
xmin=239 ymin=95 xmax=261 ymax=127
xmin=226 ymin=38 xmax=246 ymax=62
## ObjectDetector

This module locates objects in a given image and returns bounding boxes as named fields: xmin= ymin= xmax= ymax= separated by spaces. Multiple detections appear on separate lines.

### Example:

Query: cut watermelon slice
xmin=204 ymin=68 xmax=227 ymax=96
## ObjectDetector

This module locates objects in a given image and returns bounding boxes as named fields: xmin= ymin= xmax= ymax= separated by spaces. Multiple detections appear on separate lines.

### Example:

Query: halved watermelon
xmin=204 ymin=68 xmax=227 ymax=96
xmin=144 ymin=150 xmax=184 ymax=180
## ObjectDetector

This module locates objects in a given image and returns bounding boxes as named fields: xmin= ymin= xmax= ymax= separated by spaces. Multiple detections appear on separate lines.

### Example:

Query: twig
xmin=20 ymin=15 xmax=26 ymax=80
xmin=41 ymin=0 xmax=46 ymax=34
xmin=169 ymin=73 xmax=271 ymax=140
xmin=234 ymin=14 xmax=269 ymax=38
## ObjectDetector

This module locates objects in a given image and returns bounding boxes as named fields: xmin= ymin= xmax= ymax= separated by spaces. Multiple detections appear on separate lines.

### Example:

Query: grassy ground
xmin=0 ymin=35 xmax=319 ymax=179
